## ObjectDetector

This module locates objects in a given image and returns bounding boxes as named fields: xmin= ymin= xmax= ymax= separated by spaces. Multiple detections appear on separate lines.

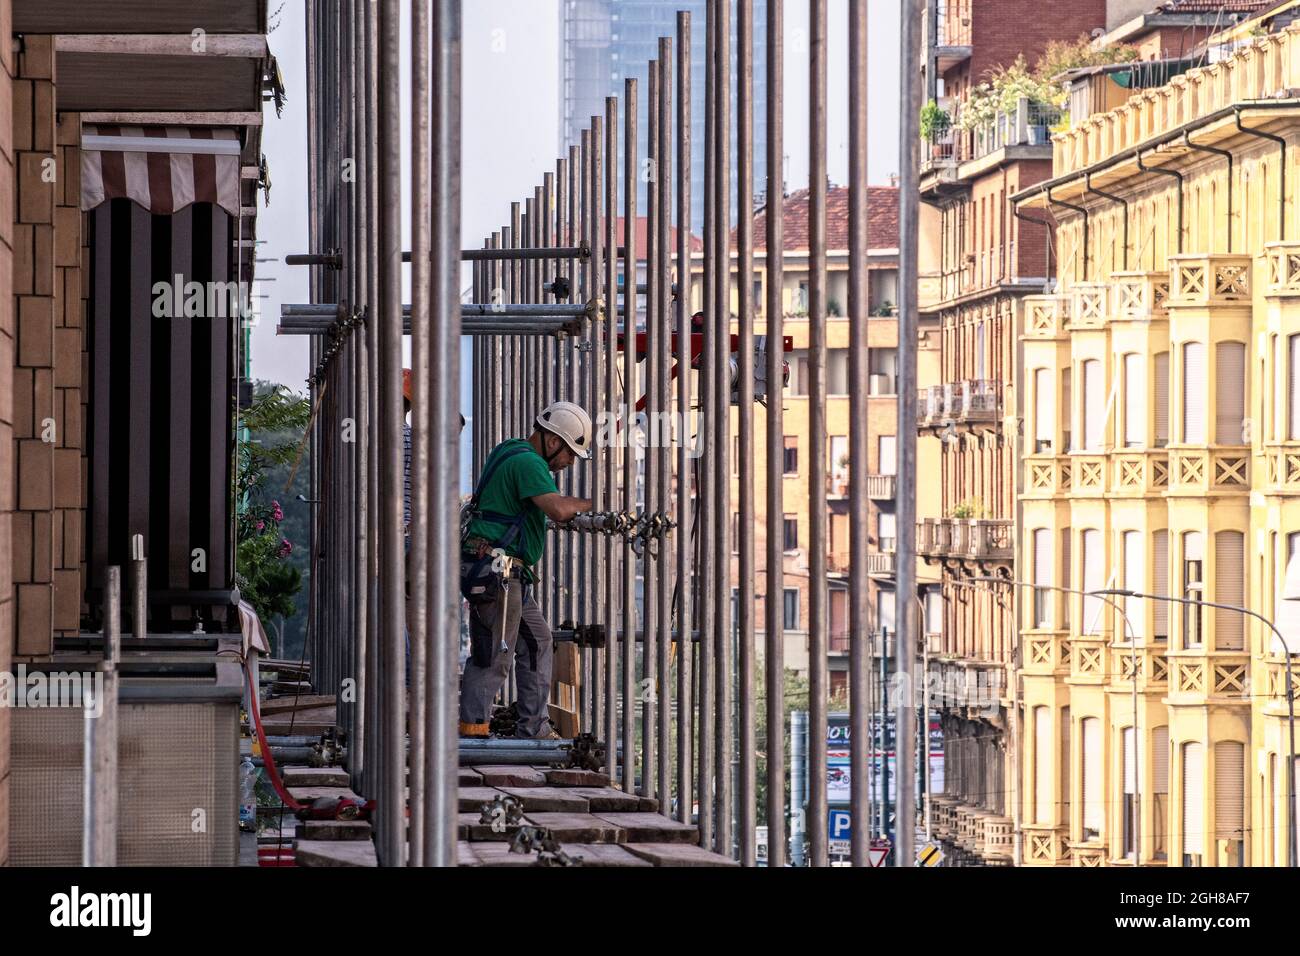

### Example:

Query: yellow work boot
xmin=459 ymin=721 xmax=491 ymax=738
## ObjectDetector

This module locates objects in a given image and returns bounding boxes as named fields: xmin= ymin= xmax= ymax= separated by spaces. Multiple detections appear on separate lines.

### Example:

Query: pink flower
xmin=277 ymin=538 xmax=293 ymax=558
xmin=272 ymin=501 xmax=284 ymax=521
xmin=256 ymin=520 xmax=265 ymax=531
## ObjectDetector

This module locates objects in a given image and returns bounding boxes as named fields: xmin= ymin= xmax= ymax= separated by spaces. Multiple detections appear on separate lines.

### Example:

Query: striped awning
xmin=80 ymin=125 xmax=242 ymax=217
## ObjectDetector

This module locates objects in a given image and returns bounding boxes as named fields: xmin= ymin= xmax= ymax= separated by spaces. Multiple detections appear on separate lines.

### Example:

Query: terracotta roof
xmin=743 ymin=185 xmax=898 ymax=253
xmin=616 ymin=216 xmax=703 ymax=255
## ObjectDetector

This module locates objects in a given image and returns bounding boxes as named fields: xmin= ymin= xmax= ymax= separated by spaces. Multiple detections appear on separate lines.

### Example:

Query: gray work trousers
xmin=459 ymin=563 xmax=554 ymax=737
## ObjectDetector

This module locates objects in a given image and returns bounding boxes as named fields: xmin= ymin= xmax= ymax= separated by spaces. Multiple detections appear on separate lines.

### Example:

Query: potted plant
xmin=920 ymin=99 xmax=951 ymax=154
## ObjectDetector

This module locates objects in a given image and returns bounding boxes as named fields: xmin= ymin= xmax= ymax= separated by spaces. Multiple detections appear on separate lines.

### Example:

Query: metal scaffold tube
xmin=674 ymin=10 xmax=694 ymax=826
xmin=807 ymin=0 xmax=829 ymax=870
xmin=603 ymin=94 xmax=620 ymax=786
xmin=587 ymin=114 xmax=607 ymax=749
xmin=408 ymin=0 xmax=432 ymax=867
xmin=697 ymin=0 xmax=716 ymax=852
xmin=643 ymin=55 xmax=659 ymax=806
xmin=713 ymin=0 xmax=733 ymax=861
xmin=621 ymin=76 xmax=639 ymax=797
xmin=656 ymin=35 xmax=674 ymax=822
xmin=847 ymin=0 xmax=870 ymax=869
xmin=763 ymin=0 xmax=786 ymax=871
xmin=377 ymin=0 xmax=405 ymax=868
xmin=736 ymin=0 xmax=757 ymax=865
xmin=895 ymin=0 xmax=922 ymax=870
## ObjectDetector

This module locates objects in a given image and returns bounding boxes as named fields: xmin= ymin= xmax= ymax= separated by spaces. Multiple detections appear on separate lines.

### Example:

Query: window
xmin=1082 ymin=717 xmax=1102 ymax=841
xmin=783 ymin=436 xmax=798 ymax=475
xmin=924 ymin=588 xmax=942 ymax=637
xmin=827 ymin=349 xmax=849 ymax=395
xmin=1123 ymin=530 xmax=1144 ymax=642
xmin=731 ymin=588 xmax=739 ymax=637
xmin=878 ymin=589 xmax=896 ymax=634
xmin=1082 ymin=529 xmax=1103 ymax=635
xmin=1183 ymin=532 xmax=1204 ymax=647
xmin=1061 ymin=527 xmax=1072 ymax=629
xmin=1183 ymin=341 xmax=1206 ymax=443
xmin=869 ymin=348 xmax=897 ymax=395
xmin=1123 ymin=353 xmax=1146 ymax=447
xmin=1183 ymin=741 xmax=1204 ymax=866
xmin=1154 ymin=351 xmax=1170 ymax=447
xmin=1033 ymin=528 xmax=1051 ymax=628
xmin=732 ymin=513 xmax=740 ymax=554
xmin=1216 ymin=341 xmax=1246 ymax=444
xmin=1062 ymin=368 xmax=1073 ymax=451
xmin=1122 ymin=727 xmax=1137 ymax=859
xmin=1214 ymin=531 xmax=1244 ymax=652
xmin=783 ymin=514 xmax=798 ymax=552
xmin=1153 ymin=529 xmax=1169 ymax=641
xmin=1034 ymin=367 xmax=1054 ymax=453
xmin=878 ymin=435 xmax=897 ymax=476
xmin=879 ymin=512 xmax=897 ymax=552
xmin=1290 ymin=334 xmax=1300 ymax=440
xmin=733 ymin=435 xmax=740 ymax=476
xmin=787 ymin=351 xmax=809 ymax=397
xmin=975 ymin=323 xmax=986 ymax=381
xmin=1034 ymin=707 xmax=1051 ymax=825
xmin=783 ymin=588 xmax=799 ymax=631
xmin=1153 ymin=726 xmax=1169 ymax=861
xmin=1083 ymin=359 xmax=1104 ymax=450
xmin=1215 ymin=740 xmax=1245 ymax=867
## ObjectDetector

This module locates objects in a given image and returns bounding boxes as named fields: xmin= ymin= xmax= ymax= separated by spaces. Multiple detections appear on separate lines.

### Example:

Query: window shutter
xmin=1083 ymin=359 xmax=1103 ymax=450
xmin=879 ymin=589 xmax=896 ymax=632
xmin=1183 ymin=341 xmax=1206 ymax=443
xmin=1124 ymin=530 xmax=1143 ymax=641
xmin=1290 ymin=334 xmax=1300 ymax=441
xmin=1123 ymin=726 xmax=1136 ymax=795
xmin=1060 ymin=706 xmax=1071 ymax=821
xmin=1153 ymin=530 xmax=1169 ymax=639
xmin=1062 ymin=368 xmax=1073 ymax=450
xmin=1083 ymin=717 xmax=1102 ymax=834
xmin=1214 ymin=741 xmax=1244 ymax=842
xmin=1184 ymin=741 xmax=1204 ymax=855
xmin=1153 ymin=726 xmax=1169 ymax=793
xmin=1035 ymin=707 xmax=1051 ymax=824
xmin=1154 ymin=351 xmax=1170 ymax=446
xmin=1124 ymin=353 xmax=1146 ymax=447
xmin=1034 ymin=528 xmax=1051 ymax=628
xmin=1214 ymin=530 xmax=1245 ymax=651
xmin=1216 ymin=342 xmax=1246 ymax=444
xmin=1083 ymin=529 xmax=1103 ymax=634
xmin=1035 ymin=368 xmax=1053 ymax=446
xmin=879 ymin=435 xmax=897 ymax=475
xmin=1061 ymin=528 xmax=1072 ymax=628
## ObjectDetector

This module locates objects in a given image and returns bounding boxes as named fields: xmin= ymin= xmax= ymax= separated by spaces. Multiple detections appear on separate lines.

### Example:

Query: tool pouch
xmin=460 ymin=556 xmax=502 ymax=605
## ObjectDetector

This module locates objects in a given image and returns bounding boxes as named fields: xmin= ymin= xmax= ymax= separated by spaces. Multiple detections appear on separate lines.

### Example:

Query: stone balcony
xmin=1110 ymin=450 xmax=1170 ymax=496
xmin=1263 ymin=443 xmax=1300 ymax=493
xmin=866 ymin=551 xmax=896 ymax=578
xmin=1263 ymin=658 xmax=1300 ymax=716
xmin=865 ymin=474 xmax=896 ymax=500
xmin=1069 ymin=636 xmax=1108 ymax=684
xmin=917 ymin=379 xmax=1000 ymax=435
xmin=1265 ymin=241 xmax=1300 ymax=297
xmin=1166 ymin=448 xmax=1250 ymax=494
xmin=1111 ymin=272 xmax=1170 ymax=321
xmin=1022 ymin=630 xmax=1070 ymax=676
xmin=1165 ymin=253 xmax=1252 ymax=308
xmin=1066 ymin=283 xmax=1109 ymax=331
xmin=1069 ymin=453 xmax=1108 ymax=496
xmin=917 ymin=517 xmax=1013 ymax=568
xmin=1022 ymin=294 xmax=1069 ymax=339
xmin=1024 ymin=455 xmax=1071 ymax=497
xmin=1110 ymin=643 xmax=1170 ymax=692
xmin=1022 ymin=825 xmax=1071 ymax=866
xmin=1166 ymin=652 xmax=1251 ymax=704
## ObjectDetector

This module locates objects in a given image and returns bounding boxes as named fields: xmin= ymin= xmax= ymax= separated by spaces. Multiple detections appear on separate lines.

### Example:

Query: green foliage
xmin=919 ymin=99 xmax=951 ymax=141
xmin=1035 ymin=34 xmax=1141 ymax=87
xmin=950 ymin=497 xmax=986 ymax=519
xmin=236 ymin=383 xmax=311 ymax=644
xmin=755 ymin=667 xmax=812 ymax=829
xmin=827 ymin=298 xmax=844 ymax=317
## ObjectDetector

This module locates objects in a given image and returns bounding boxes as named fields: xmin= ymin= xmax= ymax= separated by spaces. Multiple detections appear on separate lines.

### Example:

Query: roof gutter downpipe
xmin=1083 ymin=171 xmax=1129 ymax=272
xmin=1181 ymin=129 xmax=1234 ymax=252
xmin=1234 ymin=107 xmax=1287 ymax=241
xmin=1046 ymin=183 xmax=1090 ymax=282
xmin=1135 ymin=148 xmax=1184 ymax=255
xmin=1013 ymin=185 xmax=1056 ymax=289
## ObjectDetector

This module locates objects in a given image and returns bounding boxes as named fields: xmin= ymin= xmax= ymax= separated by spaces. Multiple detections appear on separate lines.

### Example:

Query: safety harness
xmin=459 ymin=442 xmax=535 ymax=602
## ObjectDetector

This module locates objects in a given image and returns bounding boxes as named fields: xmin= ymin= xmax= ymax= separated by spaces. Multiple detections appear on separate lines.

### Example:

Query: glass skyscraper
xmin=560 ymin=0 xmax=771 ymax=234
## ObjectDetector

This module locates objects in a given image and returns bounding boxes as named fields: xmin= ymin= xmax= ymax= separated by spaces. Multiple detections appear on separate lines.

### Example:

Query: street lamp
xmin=971 ymin=575 xmax=1140 ymax=864
xmin=1094 ymin=585 xmax=1297 ymax=869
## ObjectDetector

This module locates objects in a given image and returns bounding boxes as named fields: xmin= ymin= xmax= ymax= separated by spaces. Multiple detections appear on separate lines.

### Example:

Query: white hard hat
xmin=535 ymin=401 xmax=592 ymax=460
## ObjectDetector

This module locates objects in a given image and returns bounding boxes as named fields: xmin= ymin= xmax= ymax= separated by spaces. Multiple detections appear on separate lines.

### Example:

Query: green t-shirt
xmin=466 ymin=439 xmax=558 ymax=570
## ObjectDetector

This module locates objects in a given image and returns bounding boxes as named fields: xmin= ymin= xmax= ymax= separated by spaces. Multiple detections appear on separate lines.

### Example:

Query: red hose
xmin=246 ymin=663 xmax=305 ymax=811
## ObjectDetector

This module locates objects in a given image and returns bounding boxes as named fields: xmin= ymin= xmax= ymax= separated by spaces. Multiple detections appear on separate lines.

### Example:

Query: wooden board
xmin=562 ymin=787 xmax=642 ymax=812
xmin=261 ymin=694 xmax=336 ymax=716
xmin=622 ymin=843 xmax=740 ymax=867
xmin=521 ymin=812 xmax=626 ymax=844
xmin=457 ymin=787 xmax=506 ymax=813
xmin=547 ymin=703 xmax=579 ymax=739
xmin=474 ymin=766 xmax=548 ymax=788
xmin=281 ymin=767 xmax=349 ymax=788
xmin=294 ymin=840 xmax=378 ymax=867
xmin=591 ymin=813 xmax=698 ymax=844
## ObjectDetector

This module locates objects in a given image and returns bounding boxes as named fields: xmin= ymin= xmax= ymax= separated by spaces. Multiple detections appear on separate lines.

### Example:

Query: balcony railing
xmin=917 ymin=379 xmax=1000 ymax=432
xmin=865 ymin=474 xmax=896 ymax=500
xmin=958 ymin=98 xmax=1061 ymax=166
xmin=828 ymin=551 xmax=851 ymax=574
xmin=829 ymin=630 xmax=850 ymax=654
xmin=827 ymin=472 xmax=851 ymax=498
xmin=867 ymin=551 xmax=896 ymax=577
xmin=917 ymin=517 xmax=1013 ymax=563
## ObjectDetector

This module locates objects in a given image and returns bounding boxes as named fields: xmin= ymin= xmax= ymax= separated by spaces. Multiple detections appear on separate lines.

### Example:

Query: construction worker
xmin=459 ymin=401 xmax=593 ymax=739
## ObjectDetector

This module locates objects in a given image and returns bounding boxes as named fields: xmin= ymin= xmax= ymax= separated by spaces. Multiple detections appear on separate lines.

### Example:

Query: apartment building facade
xmin=918 ymin=0 xmax=1110 ymax=866
xmin=1013 ymin=22 xmax=1300 ymax=867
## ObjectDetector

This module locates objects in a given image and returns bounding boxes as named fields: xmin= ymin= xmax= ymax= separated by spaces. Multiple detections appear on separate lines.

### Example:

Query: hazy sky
xmin=251 ymin=0 xmax=903 ymax=392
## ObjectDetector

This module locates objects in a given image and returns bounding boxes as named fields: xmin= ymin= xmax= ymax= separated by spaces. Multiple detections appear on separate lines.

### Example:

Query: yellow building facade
xmin=1014 ymin=26 xmax=1300 ymax=866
